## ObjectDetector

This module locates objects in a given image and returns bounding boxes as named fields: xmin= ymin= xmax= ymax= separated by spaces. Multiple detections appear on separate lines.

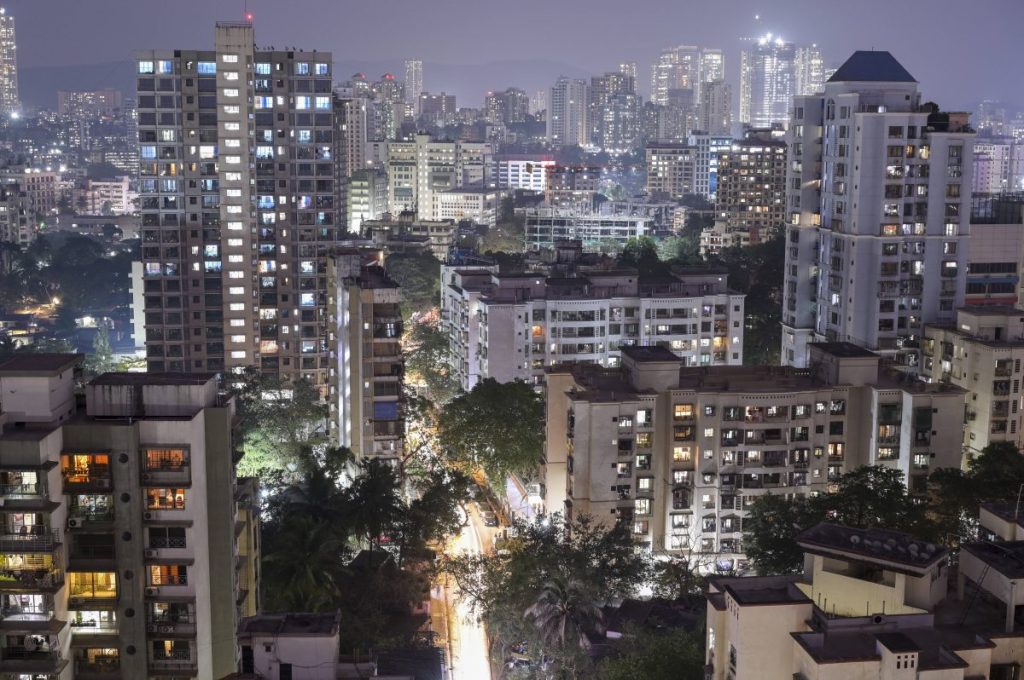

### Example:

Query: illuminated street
xmin=446 ymin=502 xmax=496 ymax=680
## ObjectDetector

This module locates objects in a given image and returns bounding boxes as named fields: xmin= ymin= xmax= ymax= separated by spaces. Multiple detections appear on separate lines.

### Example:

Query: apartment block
xmin=329 ymin=252 xmax=404 ymax=462
xmin=545 ymin=165 xmax=601 ymax=211
xmin=385 ymin=134 xmax=491 ymax=218
xmin=923 ymin=306 xmax=1024 ymax=456
xmin=347 ymin=168 xmax=387 ymax=233
xmin=706 ymin=521 xmax=1024 ymax=680
xmin=137 ymin=22 xmax=340 ymax=388
xmin=0 ymin=355 xmax=257 ymax=679
xmin=495 ymin=155 xmax=555 ymax=192
xmin=544 ymin=343 xmax=965 ymax=567
xmin=966 ymin=194 xmax=1024 ymax=306
xmin=715 ymin=130 xmax=787 ymax=244
xmin=432 ymin=186 xmax=502 ymax=227
xmin=781 ymin=51 xmax=975 ymax=369
xmin=646 ymin=143 xmax=696 ymax=200
xmin=0 ymin=175 xmax=31 ymax=245
xmin=442 ymin=262 xmax=744 ymax=391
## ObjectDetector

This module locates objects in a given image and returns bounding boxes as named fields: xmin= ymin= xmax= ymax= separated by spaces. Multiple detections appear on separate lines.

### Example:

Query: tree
xmin=596 ymin=629 xmax=706 ymax=680
xmin=404 ymin=312 xmax=458 ymax=403
xmin=618 ymin=236 xmax=669 ymax=275
xmin=437 ymin=378 xmax=544 ymax=480
xmin=385 ymin=251 xmax=441 ymax=320
xmin=444 ymin=514 xmax=651 ymax=672
xmin=526 ymin=577 xmax=605 ymax=671
xmin=742 ymin=493 xmax=816 ymax=575
xmin=344 ymin=459 xmax=406 ymax=552
xmin=84 ymin=325 xmax=115 ymax=375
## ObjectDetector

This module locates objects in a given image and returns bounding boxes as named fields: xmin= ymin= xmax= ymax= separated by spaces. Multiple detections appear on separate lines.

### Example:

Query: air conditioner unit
xmin=145 ymin=587 xmax=159 ymax=597
xmin=143 ymin=512 xmax=154 ymax=521
xmin=67 ymin=518 xmax=80 ymax=528
xmin=144 ymin=549 xmax=158 ymax=558
xmin=160 ymin=625 xmax=174 ymax=633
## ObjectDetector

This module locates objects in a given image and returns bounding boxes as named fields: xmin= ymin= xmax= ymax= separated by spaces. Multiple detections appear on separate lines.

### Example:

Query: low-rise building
xmin=431 ymin=186 xmax=503 ymax=227
xmin=443 ymin=262 xmax=744 ymax=391
xmin=546 ymin=343 xmax=965 ymax=565
xmin=362 ymin=213 xmax=457 ymax=259
xmin=525 ymin=208 xmax=654 ymax=252
xmin=923 ymin=305 xmax=1024 ymax=455
xmin=496 ymin=155 xmax=555 ymax=192
xmin=78 ymin=176 xmax=136 ymax=215
xmin=706 ymin=521 xmax=1024 ymax=680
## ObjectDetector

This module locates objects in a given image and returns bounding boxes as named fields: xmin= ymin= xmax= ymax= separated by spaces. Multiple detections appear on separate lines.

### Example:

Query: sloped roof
xmin=828 ymin=51 xmax=916 ymax=83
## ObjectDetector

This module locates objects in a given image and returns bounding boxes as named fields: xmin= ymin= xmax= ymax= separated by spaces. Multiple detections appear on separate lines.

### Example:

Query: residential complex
xmin=645 ymin=135 xmax=731 ymax=202
xmin=707 ymin=519 xmax=1024 ymax=680
xmin=329 ymin=252 xmax=405 ymax=462
xmin=385 ymin=134 xmax=491 ymax=218
xmin=923 ymin=306 xmax=1024 ymax=456
xmin=545 ymin=342 xmax=964 ymax=566
xmin=965 ymin=194 xmax=1024 ymax=306
xmin=0 ymin=355 xmax=257 ymax=679
xmin=403 ymin=59 xmax=423 ymax=106
xmin=432 ymin=186 xmax=503 ymax=227
xmin=495 ymin=155 xmax=555 ymax=192
xmin=547 ymin=77 xmax=588 ymax=148
xmin=137 ymin=22 xmax=340 ymax=389
xmin=781 ymin=51 xmax=975 ymax=369
xmin=442 ymin=259 xmax=744 ymax=390
xmin=524 ymin=209 xmax=654 ymax=252
xmin=739 ymin=36 xmax=797 ymax=128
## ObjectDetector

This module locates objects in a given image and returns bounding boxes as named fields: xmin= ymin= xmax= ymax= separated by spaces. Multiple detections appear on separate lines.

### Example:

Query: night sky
xmin=8 ymin=0 xmax=1024 ymax=109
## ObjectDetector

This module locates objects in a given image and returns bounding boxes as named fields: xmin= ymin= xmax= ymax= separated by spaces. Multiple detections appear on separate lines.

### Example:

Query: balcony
xmin=67 ymin=509 xmax=115 ymax=531
xmin=0 ymin=647 xmax=66 ymax=674
xmin=0 ymin=529 xmax=61 ymax=553
xmin=62 ymin=466 xmax=112 ymax=492
xmin=0 ymin=568 xmax=64 ymax=592
xmin=148 ymin=651 xmax=197 ymax=676
xmin=74 ymin=657 xmax=121 ymax=679
xmin=141 ymin=464 xmax=191 ymax=487
xmin=0 ymin=483 xmax=43 ymax=499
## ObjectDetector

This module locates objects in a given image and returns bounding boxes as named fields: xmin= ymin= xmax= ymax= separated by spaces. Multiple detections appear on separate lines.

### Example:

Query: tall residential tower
xmin=0 ymin=7 xmax=18 ymax=116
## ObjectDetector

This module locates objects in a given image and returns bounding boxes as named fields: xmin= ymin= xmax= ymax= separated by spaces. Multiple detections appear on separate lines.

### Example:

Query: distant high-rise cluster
xmin=547 ymin=76 xmax=589 ymax=147
xmin=0 ymin=7 xmax=18 ymax=116
xmin=404 ymin=59 xmax=423 ymax=105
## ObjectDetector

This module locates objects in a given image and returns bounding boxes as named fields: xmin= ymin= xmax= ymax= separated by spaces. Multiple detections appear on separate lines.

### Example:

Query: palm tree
xmin=345 ymin=460 xmax=405 ymax=551
xmin=525 ymin=577 xmax=605 ymax=666
xmin=261 ymin=514 xmax=348 ymax=612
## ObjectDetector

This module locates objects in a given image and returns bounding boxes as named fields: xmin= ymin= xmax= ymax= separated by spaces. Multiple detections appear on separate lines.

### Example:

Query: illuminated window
xmin=197 ymin=61 xmax=216 ymax=74
xmin=674 ymin=403 xmax=694 ymax=420
xmin=143 ymin=448 xmax=188 ymax=472
xmin=145 ymin=488 xmax=186 ymax=510
xmin=673 ymin=446 xmax=692 ymax=463
xmin=221 ymin=54 xmax=238 ymax=63
xmin=149 ymin=564 xmax=187 ymax=586
xmin=69 ymin=572 xmax=116 ymax=599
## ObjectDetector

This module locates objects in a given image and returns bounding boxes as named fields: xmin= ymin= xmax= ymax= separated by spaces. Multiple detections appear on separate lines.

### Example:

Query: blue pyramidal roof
xmin=828 ymin=51 xmax=916 ymax=83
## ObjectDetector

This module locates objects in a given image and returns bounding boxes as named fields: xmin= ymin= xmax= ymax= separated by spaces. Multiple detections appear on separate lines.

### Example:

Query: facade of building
xmin=334 ymin=95 xmax=368 ymax=178
xmin=706 ymin=521 xmax=1024 ymax=680
xmin=794 ymin=44 xmax=826 ymax=96
xmin=545 ymin=164 xmax=601 ymax=211
xmin=715 ymin=130 xmax=787 ymax=243
xmin=923 ymin=306 xmax=1024 ymax=456
xmin=78 ymin=177 xmax=136 ymax=215
xmin=972 ymin=138 xmax=1024 ymax=193
xmin=485 ymin=88 xmax=529 ymax=125
xmin=965 ymin=195 xmax=1024 ymax=306
xmin=385 ymin=134 xmax=491 ymax=218
xmin=547 ymin=77 xmax=588 ymax=148
xmin=329 ymin=253 xmax=404 ymax=462
xmin=347 ymin=168 xmax=387 ymax=233
xmin=698 ymin=80 xmax=732 ymax=136
xmin=646 ymin=143 xmax=696 ymax=200
xmin=416 ymin=92 xmax=456 ymax=126
xmin=781 ymin=51 xmax=975 ymax=369
xmin=739 ymin=37 xmax=797 ymax=128
xmin=403 ymin=59 xmax=423 ymax=107
xmin=0 ymin=355 xmax=257 ymax=679
xmin=545 ymin=343 xmax=965 ymax=567
xmin=443 ymin=264 xmax=743 ymax=390
xmin=0 ymin=7 xmax=17 ymax=116
xmin=525 ymin=209 xmax=653 ymax=251
xmin=650 ymin=46 xmax=700 ymax=107
xmin=361 ymin=214 xmax=457 ymax=259
xmin=432 ymin=187 xmax=502 ymax=226
xmin=0 ymin=175 xmax=31 ymax=244
xmin=58 ymin=90 xmax=124 ymax=118
xmin=137 ymin=23 xmax=340 ymax=388
xmin=495 ymin=155 xmax=555 ymax=192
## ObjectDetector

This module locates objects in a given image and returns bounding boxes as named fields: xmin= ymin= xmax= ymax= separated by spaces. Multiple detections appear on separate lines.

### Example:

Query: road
xmin=440 ymin=502 xmax=497 ymax=680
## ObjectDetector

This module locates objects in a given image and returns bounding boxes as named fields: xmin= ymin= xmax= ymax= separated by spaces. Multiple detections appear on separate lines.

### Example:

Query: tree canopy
xmin=385 ymin=250 xmax=441 ymax=320
xmin=436 ymin=378 xmax=545 ymax=480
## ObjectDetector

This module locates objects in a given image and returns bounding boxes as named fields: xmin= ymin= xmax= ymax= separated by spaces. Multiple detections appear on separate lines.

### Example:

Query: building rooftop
xmin=797 ymin=523 xmax=948 ymax=573
xmin=827 ymin=50 xmax=917 ymax=84
xmin=956 ymin=304 xmax=1024 ymax=318
xmin=90 ymin=372 xmax=217 ymax=387
xmin=709 ymin=575 xmax=812 ymax=608
xmin=674 ymin=365 xmax=827 ymax=393
xmin=621 ymin=346 xmax=683 ymax=363
xmin=961 ymin=541 xmax=1024 ymax=579
xmin=0 ymin=353 xmax=81 ymax=376
xmin=238 ymin=611 xmax=341 ymax=637
xmin=875 ymin=631 xmax=919 ymax=653
xmin=809 ymin=341 xmax=878 ymax=359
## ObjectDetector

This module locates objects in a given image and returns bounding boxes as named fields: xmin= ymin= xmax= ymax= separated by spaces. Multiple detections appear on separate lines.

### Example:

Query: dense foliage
xmin=385 ymin=250 xmax=442 ymax=320
xmin=437 ymin=378 xmax=545 ymax=480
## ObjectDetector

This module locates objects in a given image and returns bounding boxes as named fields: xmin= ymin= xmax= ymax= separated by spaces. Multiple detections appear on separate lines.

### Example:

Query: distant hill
xmin=20 ymin=58 xmax=590 ymax=111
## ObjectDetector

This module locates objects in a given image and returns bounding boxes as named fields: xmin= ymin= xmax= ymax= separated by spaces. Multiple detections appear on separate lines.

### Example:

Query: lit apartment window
xmin=149 ymin=564 xmax=187 ymax=586
xmin=222 ymin=105 xmax=240 ymax=115
xmin=138 ymin=61 xmax=155 ymax=74
xmin=295 ymin=96 xmax=311 ymax=110
xmin=230 ymin=335 xmax=246 ymax=343
xmin=221 ymin=54 xmax=239 ymax=63
xmin=224 ymin=139 xmax=241 ymax=148
xmin=229 ymin=319 xmax=246 ymax=326
xmin=229 ymin=303 xmax=246 ymax=312
xmin=228 ymin=271 xmax=245 ymax=280
xmin=144 ymin=448 xmax=188 ymax=472
xmin=224 ymin=172 xmax=242 ymax=182
xmin=231 ymin=351 xmax=247 ymax=359
xmin=145 ymin=488 xmax=186 ymax=510
xmin=223 ymin=71 xmax=239 ymax=81
xmin=69 ymin=572 xmax=117 ymax=599
xmin=197 ymin=61 xmax=216 ymax=74
xmin=228 ymin=287 xmax=244 ymax=295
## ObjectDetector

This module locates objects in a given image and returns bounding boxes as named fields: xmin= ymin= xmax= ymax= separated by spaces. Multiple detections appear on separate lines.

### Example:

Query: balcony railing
xmin=74 ymin=658 xmax=120 ymax=675
xmin=0 ymin=529 xmax=61 ymax=552
xmin=141 ymin=464 xmax=191 ymax=485
xmin=0 ymin=569 xmax=63 ymax=590
xmin=62 ymin=466 xmax=112 ymax=491
xmin=0 ymin=483 xmax=43 ymax=498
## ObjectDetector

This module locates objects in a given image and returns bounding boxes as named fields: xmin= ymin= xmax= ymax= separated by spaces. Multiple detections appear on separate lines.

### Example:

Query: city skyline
xmin=2 ymin=0 xmax=1022 ymax=110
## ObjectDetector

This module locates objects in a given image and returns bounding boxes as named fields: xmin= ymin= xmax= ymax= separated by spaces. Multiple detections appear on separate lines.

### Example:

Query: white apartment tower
xmin=739 ymin=36 xmax=797 ymax=128
xmin=0 ymin=8 xmax=18 ymax=116
xmin=781 ymin=51 xmax=975 ymax=369
xmin=547 ymin=77 xmax=589 ymax=148
xmin=404 ymin=59 xmax=423 ymax=107
xmin=795 ymin=44 xmax=826 ymax=96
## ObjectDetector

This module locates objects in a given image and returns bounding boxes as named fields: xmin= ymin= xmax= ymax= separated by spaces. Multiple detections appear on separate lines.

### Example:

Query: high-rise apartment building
xmin=333 ymin=95 xmax=368 ymax=178
xmin=347 ymin=168 xmax=387 ymax=233
xmin=137 ymin=23 xmax=339 ymax=391
xmin=781 ymin=51 xmax=975 ymax=369
xmin=618 ymin=62 xmax=638 ymax=81
xmin=0 ymin=175 xmax=31 ymax=245
xmin=417 ymin=92 xmax=456 ymax=126
xmin=650 ymin=46 xmax=700 ymax=107
xmin=795 ymin=44 xmax=826 ymax=96
xmin=739 ymin=36 xmax=797 ymax=128
xmin=404 ymin=59 xmax=423 ymax=107
xmin=972 ymin=138 xmax=1024 ymax=193
xmin=329 ymin=253 xmax=405 ymax=462
xmin=371 ymin=74 xmax=406 ymax=141
xmin=547 ymin=77 xmax=588 ymax=148
xmin=485 ymin=88 xmax=529 ymax=125
xmin=385 ymin=133 xmax=491 ymax=218
xmin=544 ymin=342 xmax=964 ymax=563
xmin=58 ymin=90 xmax=124 ymax=118
xmin=442 ymin=259 xmax=744 ymax=390
xmin=964 ymin=194 xmax=1024 ymax=306
xmin=697 ymin=48 xmax=725 ymax=101
xmin=0 ymin=7 xmax=18 ymax=116
xmin=715 ymin=129 xmax=787 ymax=244
xmin=588 ymin=72 xmax=638 ymax=151
xmin=0 ymin=355 xmax=258 ymax=679
xmin=698 ymin=80 xmax=732 ymax=136
xmin=646 ymin=134 xmax=731 ymax=202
